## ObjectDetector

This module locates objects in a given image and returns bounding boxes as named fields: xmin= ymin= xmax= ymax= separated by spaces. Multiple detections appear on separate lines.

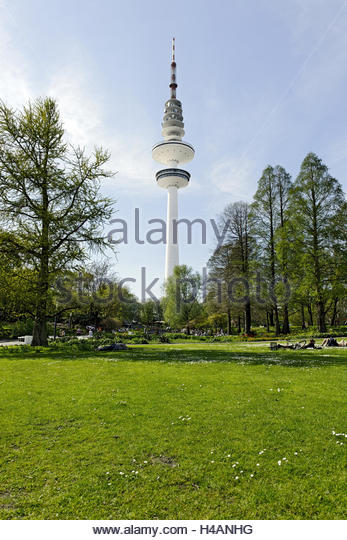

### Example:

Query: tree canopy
xmin=0 ymin=98 xmax=115 ymax=345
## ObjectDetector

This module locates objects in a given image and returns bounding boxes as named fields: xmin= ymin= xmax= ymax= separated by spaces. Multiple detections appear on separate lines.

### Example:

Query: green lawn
xmin=0 ymin=343 xmax=346 ymax=519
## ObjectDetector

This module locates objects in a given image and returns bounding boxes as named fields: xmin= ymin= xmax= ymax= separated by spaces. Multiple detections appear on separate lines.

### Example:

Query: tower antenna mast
xmin=170 ymin=37 xmax=177 ymax=99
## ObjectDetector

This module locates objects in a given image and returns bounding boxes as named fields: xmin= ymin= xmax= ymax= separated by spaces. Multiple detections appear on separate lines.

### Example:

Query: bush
xmin=99 ymin=318 xmax=121 ymax=332
xmin=159 ymin=335 xmax=170 ymax=343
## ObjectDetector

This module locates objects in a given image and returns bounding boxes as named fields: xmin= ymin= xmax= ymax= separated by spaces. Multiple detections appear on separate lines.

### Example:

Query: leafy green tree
xmin=163 ymin=265 xmax=202 ymax=334
xmin=288 ymin=153 xmax=347 ymax=332
xmin=0 ymin=98 xmax=115 ymax=345
xmin=251 ymin=165 xmax=292 ymax=335
xmin=140 ymin=300 xmax=162 ymax=326
xmin=274 ymin=165 xmax=292 ymax=333
xmin=55 ymin=262 xmax=140 ymax=327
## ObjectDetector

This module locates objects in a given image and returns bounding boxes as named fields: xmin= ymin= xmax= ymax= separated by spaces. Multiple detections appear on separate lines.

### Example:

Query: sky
xmin=1 ymin=0 xmax=347 ymax=299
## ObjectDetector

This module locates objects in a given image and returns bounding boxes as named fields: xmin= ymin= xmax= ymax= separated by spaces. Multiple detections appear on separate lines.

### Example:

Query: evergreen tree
xmin=0 ymin=98 xmax=115 ymax=345
xmin=250 ymin=166 xmax=281 ymax=335
xmin=289 ymin=153 xmax=347 ymax=332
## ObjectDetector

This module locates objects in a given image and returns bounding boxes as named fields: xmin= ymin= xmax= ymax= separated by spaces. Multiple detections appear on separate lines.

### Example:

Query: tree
xmin=0 ymin=98 xmax=115 ymax=345
xmin=140 ymin=300 xmax=162 ymax=326
xmin=274 ymin=165 xmax=292 ymax=333
xmin=55 ymin=261 xmax=140 ymax=327
xmin=251 ymin=165 xmax=292 ymax=335
xmin=288 ymin=153 xmax=347 ymax=332
xmin=207 ymin=202 xmax=253 ymax=334
xmin=163 ymin=265 xmax=202 ymax=334
xmin=207 ymin=243 xmax=238 ymax=335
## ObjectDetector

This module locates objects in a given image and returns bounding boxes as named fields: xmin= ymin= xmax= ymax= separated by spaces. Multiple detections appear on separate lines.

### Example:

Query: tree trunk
xmin=237 ymin=315 xmax=241 ymax=334
xmin=282 ymin=304 xmax=290 ymax=334
xmin=301 ymin=304 xmax=306 ymax=330
xmin=31 ymin=167 xmax=49 ymax=347
xmin=32 ymin=273 xmax=49 ymax=346
xmin=330 ymin=297 xmax=338 ymax=327
xmin=266 ymin=311 xmax=270 ymax=332
xmin=274 ymin=304 xmax=281 ymax=336
xmin=307 ymin=303 xmax=313 ymax=326
xmin=186 ymin=325 xmax=190 ymax=335
xmin=317 ymin=301 xmax=327 ymax=333
xmin=227 ymin=308 xmax=232 ymax=335
xmin=245 ymin=300 xmax=251 ymax=334
xmin=269 ymin=309 xmax=274 ymax=326
xmin=32 ymin=233 xmax=49 ymax=346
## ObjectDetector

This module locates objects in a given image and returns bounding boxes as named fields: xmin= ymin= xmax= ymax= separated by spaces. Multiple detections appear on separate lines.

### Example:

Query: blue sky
xmin=1 ymin=0 xmax=347 ymax=298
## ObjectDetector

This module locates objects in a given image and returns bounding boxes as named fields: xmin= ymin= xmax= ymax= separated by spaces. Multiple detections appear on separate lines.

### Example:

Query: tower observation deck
xmin=152 ymin=38 xmax=195 ymax=280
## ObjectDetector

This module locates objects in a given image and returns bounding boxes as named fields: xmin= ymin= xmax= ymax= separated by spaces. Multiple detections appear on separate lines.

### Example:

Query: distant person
xmin=322 ymin=336 xmax=338 ymax=347
xmin=88 ymin=329 xmax=93 ymax=338
xmin=301 ymin=338 xmax=321 ymax=349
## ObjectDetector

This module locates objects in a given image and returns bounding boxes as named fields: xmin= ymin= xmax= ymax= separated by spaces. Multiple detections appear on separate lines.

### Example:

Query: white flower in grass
xmin=119 ymin=472 xmax=124 ymax=475
xmin=294 ymin=452 xmax=298 ymax=455
xmin=143 ymin=460 xmax=148 ymax=463
xmin=278 ymin=460 xmax=281 ymax=466
xmin=250 ymin=474 xmax=254 ymax=478
xmin=283 ymin=457 xmax=287 ymax=461
xmin=256 ymin=463 xmax=260 ymax=467
xmin=106 ymin=471 xmax=110 ymax=475
xmin=227 ymin=454 xmax=231 ymax=458
xmin=235 ymin=476 xmax=239 ymax=480
xmin=232 ymin=464 xmax=236 ymax=468
xmin=211 ymin=460 xmax=215 ymax=463
xmin=240 ymin=470 xmax=243 ymax=473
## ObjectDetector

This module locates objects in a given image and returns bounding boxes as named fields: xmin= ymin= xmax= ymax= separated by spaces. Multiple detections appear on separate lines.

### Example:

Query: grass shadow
xmin=0 ymin=343 xmax=346 ymax=368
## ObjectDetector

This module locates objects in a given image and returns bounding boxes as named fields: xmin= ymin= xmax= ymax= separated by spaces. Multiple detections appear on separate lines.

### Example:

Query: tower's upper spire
xmin=161 ymin=38 xmax=185 ymax=141
xmin=170 ymin=37 xmax=177 ymax=99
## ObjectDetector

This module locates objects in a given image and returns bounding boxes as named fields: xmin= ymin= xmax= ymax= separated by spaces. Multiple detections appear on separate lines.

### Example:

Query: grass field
xmin=0 ymin=342 xmax=346 ymax=520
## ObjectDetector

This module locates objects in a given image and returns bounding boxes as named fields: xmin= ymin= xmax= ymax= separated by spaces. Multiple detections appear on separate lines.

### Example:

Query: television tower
xmin=152 ymin=38 xmax=195 ymax=280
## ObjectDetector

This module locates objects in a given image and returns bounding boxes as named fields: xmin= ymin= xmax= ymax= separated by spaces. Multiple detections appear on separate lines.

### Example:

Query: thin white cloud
xmin=209 ymin=156 xmax=257 ymax=201
xmin=47 ymin=66 xmax=158 ymax=193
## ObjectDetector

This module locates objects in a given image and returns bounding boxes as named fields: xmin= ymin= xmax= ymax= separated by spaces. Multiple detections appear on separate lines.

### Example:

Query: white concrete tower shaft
xmin=166 ymin=185 xmax=179 ymax=280
xmin=152 ymin=38 xmax=195 ymax=280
